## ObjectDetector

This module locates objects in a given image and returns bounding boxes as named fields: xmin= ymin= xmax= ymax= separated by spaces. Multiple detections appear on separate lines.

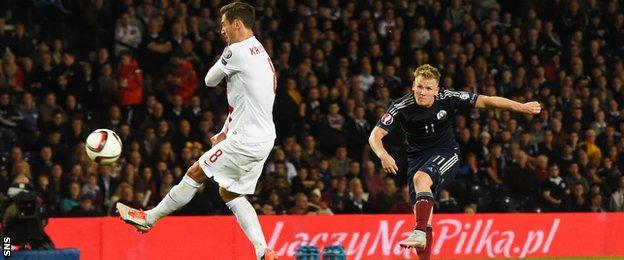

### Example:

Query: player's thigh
xmin=434 ymin=159 xmax=459 ymax=197
xmin=186 ymin=161 xmax=207 ymax=183
xmin=228 ymin=156 xmax=269 ymax=195
xmin=419 ymin=151 xmax=459 ymax=185
xmin=199 ymin=139 xmax=273 ymax=194
xmin=220 ymin=141 xmax=272 ymax=195
xmin=198 ymin=140 xmax=238 ymax=179
xmin=409 ymin=150 xmax=459 ymax=203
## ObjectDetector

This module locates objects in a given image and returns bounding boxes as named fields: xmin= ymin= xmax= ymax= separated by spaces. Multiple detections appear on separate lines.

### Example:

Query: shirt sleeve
xmin=441 ymin=89 xmax=479 ymax=110
xmin=216 ymin=46 xmax=241 ymax=76
xmin=204 ymin=62 xmax=227 ymax=87
xmin=375 ymin=101 xmax=403 ymax=133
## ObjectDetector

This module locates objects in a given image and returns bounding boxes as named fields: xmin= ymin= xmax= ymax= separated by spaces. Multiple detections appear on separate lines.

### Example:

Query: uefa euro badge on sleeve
xmin=224 ymin=48 xmax=232 ymax=59
xmin=221 ymin=48 xmax=232 ymax=65
xmin=381 ymin=113 xmax=393 ymax=125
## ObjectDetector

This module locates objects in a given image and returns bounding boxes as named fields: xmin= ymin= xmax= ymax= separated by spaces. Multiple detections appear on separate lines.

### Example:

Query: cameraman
xmin=1 ymin=174 xmax=54 ymax=249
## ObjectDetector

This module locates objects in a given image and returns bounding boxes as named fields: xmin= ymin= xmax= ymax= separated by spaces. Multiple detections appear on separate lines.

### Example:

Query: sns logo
xmin=381 ymin=113 xmax=393 ymax=125
xmin=3 ymin=236 xmax=10 ymax=257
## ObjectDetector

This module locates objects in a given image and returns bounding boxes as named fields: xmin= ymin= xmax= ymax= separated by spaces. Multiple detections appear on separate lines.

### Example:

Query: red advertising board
xmin=44 ymin=213 xmax=624 ymax=259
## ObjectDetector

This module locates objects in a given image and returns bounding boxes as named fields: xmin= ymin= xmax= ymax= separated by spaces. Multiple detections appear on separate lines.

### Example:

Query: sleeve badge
xmin=381 ymin=113 xmax=394 ymax=125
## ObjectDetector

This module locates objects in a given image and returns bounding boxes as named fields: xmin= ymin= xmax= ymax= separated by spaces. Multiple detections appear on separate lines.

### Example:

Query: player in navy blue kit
xmin=369 ymin=64 xmax=541 ymax=259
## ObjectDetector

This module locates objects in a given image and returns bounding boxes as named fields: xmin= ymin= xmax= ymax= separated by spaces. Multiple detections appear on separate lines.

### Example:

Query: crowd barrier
xmin=43 ymin=213 xmax=624 ymax=259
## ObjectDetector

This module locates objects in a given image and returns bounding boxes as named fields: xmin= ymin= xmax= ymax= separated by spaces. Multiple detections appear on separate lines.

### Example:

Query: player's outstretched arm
xmin=369 ymin=126 xmax=398 ymax=174
xmin=475 ymin=95 xmax=541 ymax=114
xmin=204 ymin=63 xmax=227 ymax=87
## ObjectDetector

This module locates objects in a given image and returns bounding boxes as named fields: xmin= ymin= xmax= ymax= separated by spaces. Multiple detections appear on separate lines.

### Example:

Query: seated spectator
xmin=166 ymin=53 xmax=198 ymax=103
xmin=308 ymin=189 xmax=333 ymax=215
xmin=60 ymin=182 xmax=81 ymax=214
xmin=114 ymin=13 xmax=142 ymax=55
xmin=569 ymin=183 xmax=590 ymax=212
xmin=464 ymin=204 xmax=477 ymax=214
xmin=391 ymin=186 xmax=412 ymax=213
xmin=369 ymin=177 xmax=400 ymax=213
xmin=609 ymin=176 xmax=624 ymax=212
xmin=328 ymin=146 xmax=350 ymax=178
xmin=260 ymin=204 xmax=276 ymax=215
xmin=588 ymin=194 xmax=606 ymax=212
xmin=36 ymin=174 xmax=60 ymax=215
xmin=290 ymin=168 xmax=315 ymax=195
xmin=111 ymin=182 xmax=142 ymax=215
xmin=345 ymin=184 xmax=369 ymax=214
xmin=265 ymin=190 xmax=287 ymax=215
xmin=287 ymin=192 xmax=315 ymax=215
xmin=81 ymin=174 xmax=102 ymax=209
xmin=437 ymin=189 xmax=460 ymax=213
xmin=116 ymin=51 xmax=143 ymax=110
xmin=329 ymin=177 xmax=351 ymax=214
xmin=506 ymin=152 xmax=538 ymax=203
xmin=362 ymin=160 xmax=384 ymax=196
xmin=541 ymin=164 xmax=567 ymax=212
xmin=577 ymin=129 xmax=602 ymax=168
xmin=533 ymin=155 xmax=549 ymax=182
xmin=67 ymin=194 xmax=101 ymax=217
xmin=564 ymin=163 xmax=589 ymax=192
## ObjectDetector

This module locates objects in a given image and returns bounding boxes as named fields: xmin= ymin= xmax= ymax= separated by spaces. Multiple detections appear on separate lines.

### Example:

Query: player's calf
xmin=142 ymin=162 xmax=204 ymax=226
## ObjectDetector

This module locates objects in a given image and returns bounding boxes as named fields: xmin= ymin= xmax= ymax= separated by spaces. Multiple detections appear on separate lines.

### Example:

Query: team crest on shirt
xmin=381 ymin=113 xmax=393 ymax=125
xmin=437 ymin=110 xmax=447 ymax=120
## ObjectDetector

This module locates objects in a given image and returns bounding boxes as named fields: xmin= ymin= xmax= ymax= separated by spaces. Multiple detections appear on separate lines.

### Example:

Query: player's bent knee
xmin=219 ymin=187 xmax=240 ymax=203
xmin=186 ymin=162 xmax=207 ymax=184
xmin=413 ymin=171 xmax=433 ymax=187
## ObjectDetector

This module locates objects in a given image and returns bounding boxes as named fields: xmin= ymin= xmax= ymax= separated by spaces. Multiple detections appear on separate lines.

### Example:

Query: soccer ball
xmin=85 ymin=129 xmax=122 ymax=164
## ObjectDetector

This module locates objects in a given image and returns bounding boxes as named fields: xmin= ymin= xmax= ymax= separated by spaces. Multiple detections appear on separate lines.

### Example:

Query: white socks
xmin=226 ymin=196 xmax=268 ymax=259
xmin=146 ymin=176 xmax=267 ymax=258
xmin=146 ymin=175 xmax=201 ymax=225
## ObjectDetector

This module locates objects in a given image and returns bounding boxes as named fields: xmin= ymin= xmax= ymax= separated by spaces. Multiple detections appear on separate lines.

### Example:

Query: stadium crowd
xmin=0 ymin=0 xmax=623 ymax=218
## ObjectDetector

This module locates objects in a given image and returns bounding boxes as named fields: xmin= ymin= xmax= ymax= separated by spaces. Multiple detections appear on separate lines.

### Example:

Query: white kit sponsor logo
xmin=267 ymin=218 xmax=560 ymax=259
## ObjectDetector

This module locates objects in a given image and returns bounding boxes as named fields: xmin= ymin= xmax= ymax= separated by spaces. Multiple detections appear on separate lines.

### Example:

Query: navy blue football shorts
xmin=407 ymin=147 xmax=460 ymax=205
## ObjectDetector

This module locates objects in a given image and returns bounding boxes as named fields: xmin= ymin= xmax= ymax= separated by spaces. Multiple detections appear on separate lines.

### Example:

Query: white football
xmin=85 ymin=129 xmax=122 ymax=164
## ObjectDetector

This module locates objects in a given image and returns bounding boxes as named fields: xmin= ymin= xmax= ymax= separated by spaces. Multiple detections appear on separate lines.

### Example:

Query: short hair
xmin=220 ymin=2 xmax=255 ymax=29
xmin=413 ymin=64 xmax=441 ymax=82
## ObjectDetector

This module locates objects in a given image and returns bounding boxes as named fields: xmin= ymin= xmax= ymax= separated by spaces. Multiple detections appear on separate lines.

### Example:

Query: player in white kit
xmin=116 ymin=3 xmax=279 ymax=259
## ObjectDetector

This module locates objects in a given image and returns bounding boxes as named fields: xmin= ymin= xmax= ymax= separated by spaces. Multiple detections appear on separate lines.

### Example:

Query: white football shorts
xmin=198 ymin=138 xmax=273 ymax=194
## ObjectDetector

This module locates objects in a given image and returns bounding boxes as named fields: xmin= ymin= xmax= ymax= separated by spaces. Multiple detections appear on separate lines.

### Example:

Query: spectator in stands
xmin=609 ymin=176 xmax=624 ymax=212
xmin=369 ymin=177 xmax=400 ymax=213
xmin=67 ymin=194 xmax=101 ymax=217
xmin=287 ymin=192 xmax=314 ymax=215
xmin=588 ymin=194 xmax=606 ymax=213
xmin=166 ymin=52 xmax=198 ymax=103
xmin=541 ymin=164 xmax=567 ymax=212
xmin=116 ymin=51 xmax=143 ymax=116
xmin=60 ymin=182 xmax=81 ymax=214
xmin=114 ymin=13 xmax=142 ymax=55
xmin=437 ymin=189 xmax=460 ymax=213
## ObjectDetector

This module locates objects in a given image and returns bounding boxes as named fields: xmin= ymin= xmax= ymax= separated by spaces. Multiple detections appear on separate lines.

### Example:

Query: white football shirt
xmin=214 ymin=36 xmax=277 ymax=143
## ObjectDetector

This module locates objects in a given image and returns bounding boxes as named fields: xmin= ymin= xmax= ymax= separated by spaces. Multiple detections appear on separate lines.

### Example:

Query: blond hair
xmin=413 ymin=64 xmax=441 ymax=82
